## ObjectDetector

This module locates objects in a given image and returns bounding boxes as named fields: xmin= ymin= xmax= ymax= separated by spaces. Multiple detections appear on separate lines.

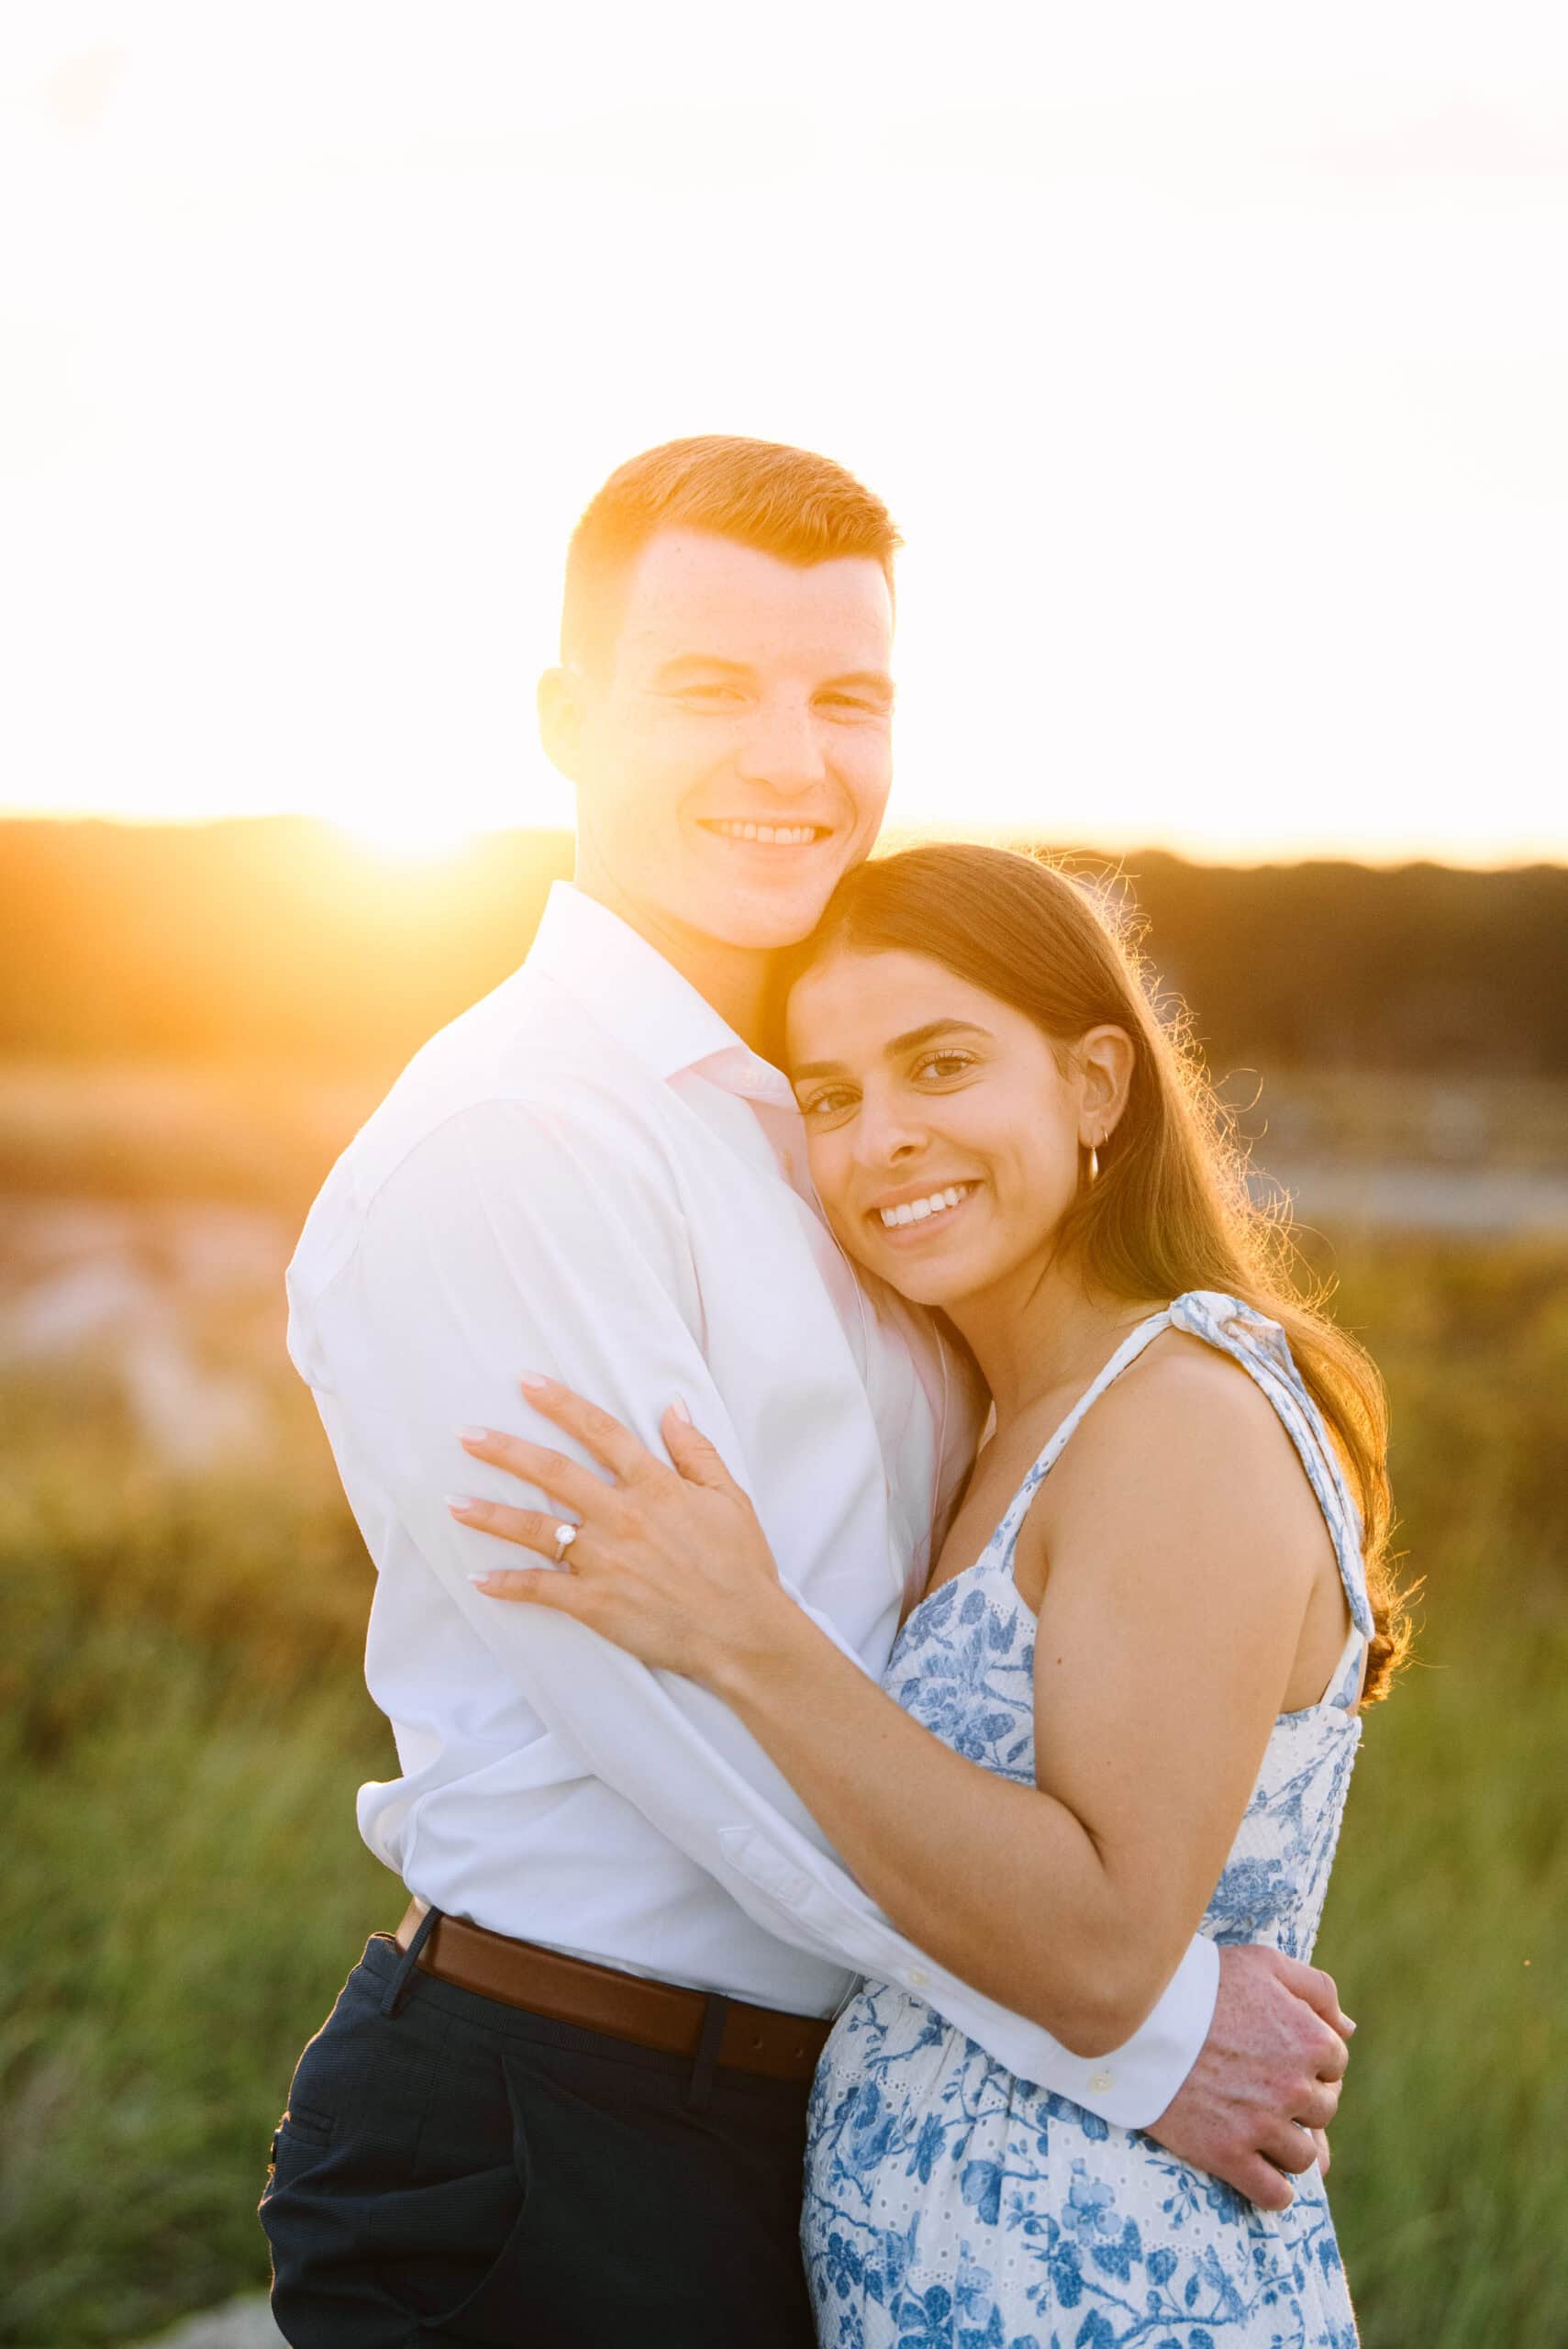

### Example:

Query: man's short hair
xmin=561 ymin=435 xmax=900 ymax=674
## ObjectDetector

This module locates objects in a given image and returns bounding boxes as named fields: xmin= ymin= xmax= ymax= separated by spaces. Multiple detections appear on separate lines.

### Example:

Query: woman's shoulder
xmin=1043 ymin=1303 xmax=1320 ymax=1536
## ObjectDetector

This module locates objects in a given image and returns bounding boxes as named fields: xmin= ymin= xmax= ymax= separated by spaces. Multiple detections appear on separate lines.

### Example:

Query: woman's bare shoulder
xmin=1040 ymin=1324 xmax=1325 ymax=1554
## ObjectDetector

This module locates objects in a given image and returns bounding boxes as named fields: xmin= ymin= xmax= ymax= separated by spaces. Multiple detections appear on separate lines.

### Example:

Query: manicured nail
xmin=458 ymin=1426 xmax=491 ymax=1446
xmin=447 ymin=1495 xmax=479 ymax=1516
xmin=466 ymin=1571 xmax=498 ymax=1586
xmin=519 ymin=1371 xmax=550 ymax=1392
xmin=671 ymin=1395 xmax=692 ymax=1422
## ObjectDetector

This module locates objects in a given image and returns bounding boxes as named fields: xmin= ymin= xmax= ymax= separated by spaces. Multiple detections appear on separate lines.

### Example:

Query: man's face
xmin=547 ymin=529 xmax=895 ymax=952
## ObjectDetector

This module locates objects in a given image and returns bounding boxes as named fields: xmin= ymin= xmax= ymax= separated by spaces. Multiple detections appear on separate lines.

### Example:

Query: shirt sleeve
xmin=293 ymin=1092 xmax=1216 ymax=2129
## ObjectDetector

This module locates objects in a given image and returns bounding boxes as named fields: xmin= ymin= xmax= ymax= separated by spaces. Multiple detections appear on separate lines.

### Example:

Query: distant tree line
xmin=3 ymin=818 xmax=1564 ymax=1080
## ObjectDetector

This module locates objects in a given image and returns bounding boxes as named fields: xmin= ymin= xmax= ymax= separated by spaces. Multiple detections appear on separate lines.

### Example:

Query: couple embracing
xmin=262 ymin=436 xmax=1402 ymax=2348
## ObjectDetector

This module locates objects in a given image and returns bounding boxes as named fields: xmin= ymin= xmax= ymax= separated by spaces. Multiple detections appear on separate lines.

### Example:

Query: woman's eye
xmin=675 ymin=684 xmax=746 ymax=707
xmin=917 ymin=1053 xmax=973 ymax=1081
xmin=799 ymin=1088 xmax=855 ymax=1119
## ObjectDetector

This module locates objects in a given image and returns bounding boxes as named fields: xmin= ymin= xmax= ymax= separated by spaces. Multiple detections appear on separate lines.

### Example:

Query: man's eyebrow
xmin=821 ymin=670 xmax=895 ymax=699
xmin=792 ymin=1019 xmax=991 ymax=1082
xmin=651 ymin=653 xmax=757 ymax=683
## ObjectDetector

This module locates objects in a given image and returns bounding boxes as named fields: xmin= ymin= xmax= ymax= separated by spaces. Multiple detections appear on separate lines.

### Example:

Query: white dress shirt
xmin=286 ymin=880 xmax=1218 ymax=2128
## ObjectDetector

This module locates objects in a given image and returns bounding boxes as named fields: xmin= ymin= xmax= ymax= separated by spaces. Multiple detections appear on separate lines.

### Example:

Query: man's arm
xmin=293 ymin=1093 xmax=1331 ymax=2150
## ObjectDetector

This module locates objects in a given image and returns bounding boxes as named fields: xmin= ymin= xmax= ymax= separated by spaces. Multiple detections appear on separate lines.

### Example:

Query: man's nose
xmin=735 ymin=696 xmax=828 ymax=794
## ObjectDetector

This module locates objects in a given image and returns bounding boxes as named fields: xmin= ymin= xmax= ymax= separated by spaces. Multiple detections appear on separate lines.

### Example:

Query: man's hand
xmin=1145 ymin=1945 xmax=1352 ymax=2210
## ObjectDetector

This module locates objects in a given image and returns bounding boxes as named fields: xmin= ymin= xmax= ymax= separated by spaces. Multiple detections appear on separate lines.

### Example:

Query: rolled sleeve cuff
xmin=717 ymin=1824 xmax=1219 ymax=2130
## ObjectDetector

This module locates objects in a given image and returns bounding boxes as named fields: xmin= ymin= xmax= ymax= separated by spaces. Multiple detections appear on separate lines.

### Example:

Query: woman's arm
xmin=457 ymin=1345 xmax=1322 ymax=2057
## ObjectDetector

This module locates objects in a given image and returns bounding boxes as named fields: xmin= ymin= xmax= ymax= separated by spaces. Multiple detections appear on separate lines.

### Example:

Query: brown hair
xmin=562 ymin=435 xmax=901 ymax=674
xmin=808 ymin=841 xmax=1410 ymax=1704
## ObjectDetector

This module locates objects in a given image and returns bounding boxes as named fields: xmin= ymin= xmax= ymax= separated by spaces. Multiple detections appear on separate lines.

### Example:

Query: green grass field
xmin=2 ymin=1235 xmax=1564 ymax=2347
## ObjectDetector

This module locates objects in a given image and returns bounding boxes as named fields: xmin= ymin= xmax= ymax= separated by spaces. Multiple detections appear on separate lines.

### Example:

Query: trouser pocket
xmin=261 ymin=1957 xmax=533 ymax=2346
xmin=368 ymin=2042 xmax=532 ymax=2339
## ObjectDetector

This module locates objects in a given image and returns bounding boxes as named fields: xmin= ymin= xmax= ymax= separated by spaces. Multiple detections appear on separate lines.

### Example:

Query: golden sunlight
xmin=335 ymin=810 xmax=480 ymax=860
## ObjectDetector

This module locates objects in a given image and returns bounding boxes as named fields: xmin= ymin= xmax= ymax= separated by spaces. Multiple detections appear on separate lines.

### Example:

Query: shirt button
xmin=906 ymin=1966 xmax=929 ymax=1987
xmin=1087 ymin=2068 xmax=1115 ymax=2094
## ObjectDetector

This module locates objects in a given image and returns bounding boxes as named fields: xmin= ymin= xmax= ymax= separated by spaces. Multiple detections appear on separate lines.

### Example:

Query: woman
xmin=452 ymin=843 xmax=1407 ymax=2346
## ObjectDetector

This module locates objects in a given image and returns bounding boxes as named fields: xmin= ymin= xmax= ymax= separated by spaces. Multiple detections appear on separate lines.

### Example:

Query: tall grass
xmin=1 ymin=1240 xmax=1563 ymax=2346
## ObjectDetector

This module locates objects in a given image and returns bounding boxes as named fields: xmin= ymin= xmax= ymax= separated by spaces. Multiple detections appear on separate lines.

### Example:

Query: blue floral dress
xmin=803 ymin=1293 xmax=1369 ymax=2349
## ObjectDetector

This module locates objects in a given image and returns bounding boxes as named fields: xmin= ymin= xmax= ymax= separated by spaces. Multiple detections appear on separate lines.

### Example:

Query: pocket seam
xmin=369 ymin=2012 xmax=534 ymax=2335
xmin=279 ymin=2101 xmax=335 ymax=2145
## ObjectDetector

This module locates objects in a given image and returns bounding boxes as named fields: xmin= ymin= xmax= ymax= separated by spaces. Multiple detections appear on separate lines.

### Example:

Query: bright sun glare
xmin=337 ymin=810 xmax=478 ymax=859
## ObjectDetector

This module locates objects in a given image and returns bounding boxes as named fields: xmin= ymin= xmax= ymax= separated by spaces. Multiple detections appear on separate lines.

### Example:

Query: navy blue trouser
xmin=259 ymin=1931 xmax=819 ymax=2347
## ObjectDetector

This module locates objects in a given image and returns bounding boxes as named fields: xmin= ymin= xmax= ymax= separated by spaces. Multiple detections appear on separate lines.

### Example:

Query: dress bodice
xmin=880 ymin=1290 xmax=1372 ymax=1960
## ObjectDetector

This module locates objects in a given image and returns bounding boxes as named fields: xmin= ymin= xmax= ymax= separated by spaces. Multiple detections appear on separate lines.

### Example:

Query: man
xmin=264 ymin=438 xmax=1351 ymax=2347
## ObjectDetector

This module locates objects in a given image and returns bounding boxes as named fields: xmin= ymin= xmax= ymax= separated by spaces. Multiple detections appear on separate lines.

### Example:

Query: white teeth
xmin=712 ymin=820 xmax=819 ymax=846
xmin=878 ymin=1184 xmax=973 ymax=1230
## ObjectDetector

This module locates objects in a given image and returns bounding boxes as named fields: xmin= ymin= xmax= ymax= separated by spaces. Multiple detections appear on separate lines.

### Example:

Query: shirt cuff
xmin=715 ymin=1822 xmax=1220 ymax=2131
xmin=1061 ymin=1932 xmax=1221 ymax=2129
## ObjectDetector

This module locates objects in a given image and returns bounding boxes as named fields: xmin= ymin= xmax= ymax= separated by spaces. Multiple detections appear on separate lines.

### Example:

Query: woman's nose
xmin=856 ymin=1096 xmax=927 ymax=1167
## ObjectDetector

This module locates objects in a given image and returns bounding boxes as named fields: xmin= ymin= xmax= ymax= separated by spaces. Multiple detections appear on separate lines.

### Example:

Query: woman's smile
xmin=867 ymin=1179 xmax=979 ymax=1244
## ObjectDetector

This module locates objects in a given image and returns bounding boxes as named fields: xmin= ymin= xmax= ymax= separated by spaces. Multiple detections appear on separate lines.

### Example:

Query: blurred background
xmin=2 ymin=8 xmax=1565 ymax=2346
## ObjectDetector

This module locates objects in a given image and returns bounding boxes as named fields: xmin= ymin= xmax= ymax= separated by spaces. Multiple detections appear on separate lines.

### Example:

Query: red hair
xmin=562 ymin=435 xmax=899 ymax=674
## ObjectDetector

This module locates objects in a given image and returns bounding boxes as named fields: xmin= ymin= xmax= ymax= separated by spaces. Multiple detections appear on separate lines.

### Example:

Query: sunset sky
xmin=2 ymin=6 xmax=1565 ymax=864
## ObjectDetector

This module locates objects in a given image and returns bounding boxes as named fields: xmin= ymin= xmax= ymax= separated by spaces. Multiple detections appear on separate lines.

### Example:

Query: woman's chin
xmin=866 ymin=1247 xmax=975 ymax=1311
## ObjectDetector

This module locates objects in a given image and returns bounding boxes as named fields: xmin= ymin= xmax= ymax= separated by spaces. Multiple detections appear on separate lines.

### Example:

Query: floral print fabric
xmin=803 ymin=1293 xmax=1366 ymax=2348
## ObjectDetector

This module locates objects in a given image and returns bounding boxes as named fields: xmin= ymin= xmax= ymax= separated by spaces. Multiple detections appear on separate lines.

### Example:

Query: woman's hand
xmin=448 ymin=1376 xmax=792 ymax=1684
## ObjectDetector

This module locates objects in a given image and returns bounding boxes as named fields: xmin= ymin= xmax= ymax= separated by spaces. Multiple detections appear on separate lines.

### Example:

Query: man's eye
xmin=818 ymin=695 xmax=885 ymax=719
xmin=674 ymin=684 xmax=746 ymax=707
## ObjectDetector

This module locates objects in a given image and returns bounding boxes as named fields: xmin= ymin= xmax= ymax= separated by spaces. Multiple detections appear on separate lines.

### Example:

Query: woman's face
xmin=785 ymin=945 xmax=1122 ymax=1312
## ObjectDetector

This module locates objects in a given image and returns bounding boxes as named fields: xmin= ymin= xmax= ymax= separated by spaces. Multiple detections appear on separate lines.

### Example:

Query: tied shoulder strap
xmin=1166 ymin=1291 xmax=1374 ymax=1643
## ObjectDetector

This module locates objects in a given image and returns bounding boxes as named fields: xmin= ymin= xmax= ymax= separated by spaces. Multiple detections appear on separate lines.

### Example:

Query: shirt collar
xmin=524 ymin=881 xmax=798 ymax=1108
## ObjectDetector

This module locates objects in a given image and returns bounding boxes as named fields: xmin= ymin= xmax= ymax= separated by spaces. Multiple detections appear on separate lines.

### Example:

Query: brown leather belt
xmin=393 ymin=1900 xmax=830 ymax=2084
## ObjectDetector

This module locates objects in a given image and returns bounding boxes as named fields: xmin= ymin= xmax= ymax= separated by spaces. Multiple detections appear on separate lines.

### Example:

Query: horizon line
xmin=3 ymin=805 xmax=1565 ymax=878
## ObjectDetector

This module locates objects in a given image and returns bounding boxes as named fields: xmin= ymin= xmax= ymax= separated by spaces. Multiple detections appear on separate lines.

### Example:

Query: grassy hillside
xmin=1 ymin=1235 xmax=1564 ymax=2345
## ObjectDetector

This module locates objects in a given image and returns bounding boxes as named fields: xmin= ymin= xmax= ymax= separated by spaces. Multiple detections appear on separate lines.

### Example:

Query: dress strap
xmin=1166 ymin=1292 xmax=1375 ymax=1649
xmin=988 ymin=1295 xmax=1373 ymax=1700
xmin=992 ymin=1307 xmax=1173 ymax=1551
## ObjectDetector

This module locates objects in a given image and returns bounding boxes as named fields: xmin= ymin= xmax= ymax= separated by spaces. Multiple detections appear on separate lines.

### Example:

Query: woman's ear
xmin=1076 ymin=1024 xmax=1137 ymax=1142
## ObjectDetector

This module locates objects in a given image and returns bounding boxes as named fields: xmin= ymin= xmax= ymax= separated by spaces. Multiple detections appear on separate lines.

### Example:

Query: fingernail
xmin=671 ymin=1395 xmax=692 ymax=1422
xmin=465 ymin=1571 xmax=498 ymax=1586
xmin=447 ymin=1495 xmax=478 ymax=1516
xmin=1342 ymin=2017 xmax=1357 ymax=2035
xmin=458 ymin=1426 xmax=491 ymax=1446
xmin=519 ymin=1371 xmax=550 ymax=1392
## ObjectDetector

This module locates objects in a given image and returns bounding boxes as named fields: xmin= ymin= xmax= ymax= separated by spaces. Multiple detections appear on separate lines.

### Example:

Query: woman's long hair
xmin=804 ymin=842 xmax=1410 ymax=1704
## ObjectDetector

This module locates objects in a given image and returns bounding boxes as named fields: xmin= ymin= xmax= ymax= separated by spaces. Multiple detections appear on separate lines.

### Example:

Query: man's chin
xmin=689 ymin=876 xmax=848 ymax=953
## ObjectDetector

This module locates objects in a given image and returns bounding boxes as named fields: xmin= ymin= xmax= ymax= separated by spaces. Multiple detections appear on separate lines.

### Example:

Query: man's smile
xmin=696 ymin=818 xmax=833 ymax=851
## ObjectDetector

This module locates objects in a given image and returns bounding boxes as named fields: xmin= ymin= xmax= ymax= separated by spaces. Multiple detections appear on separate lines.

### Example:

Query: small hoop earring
xmin=1087 ymin=1141 xmax=1101 ymax=1185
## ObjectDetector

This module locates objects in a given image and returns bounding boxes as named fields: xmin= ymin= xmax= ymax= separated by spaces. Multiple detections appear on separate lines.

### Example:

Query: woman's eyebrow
xmin=884 ymin=1018 xmax=991 ymax=1057
xmin=793 ymin=1019 xmax=991 ymax=1081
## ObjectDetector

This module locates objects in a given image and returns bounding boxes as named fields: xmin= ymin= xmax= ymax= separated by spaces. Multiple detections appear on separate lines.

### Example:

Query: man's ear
xmin=538 ymin=665 xmax=586 ymax=783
